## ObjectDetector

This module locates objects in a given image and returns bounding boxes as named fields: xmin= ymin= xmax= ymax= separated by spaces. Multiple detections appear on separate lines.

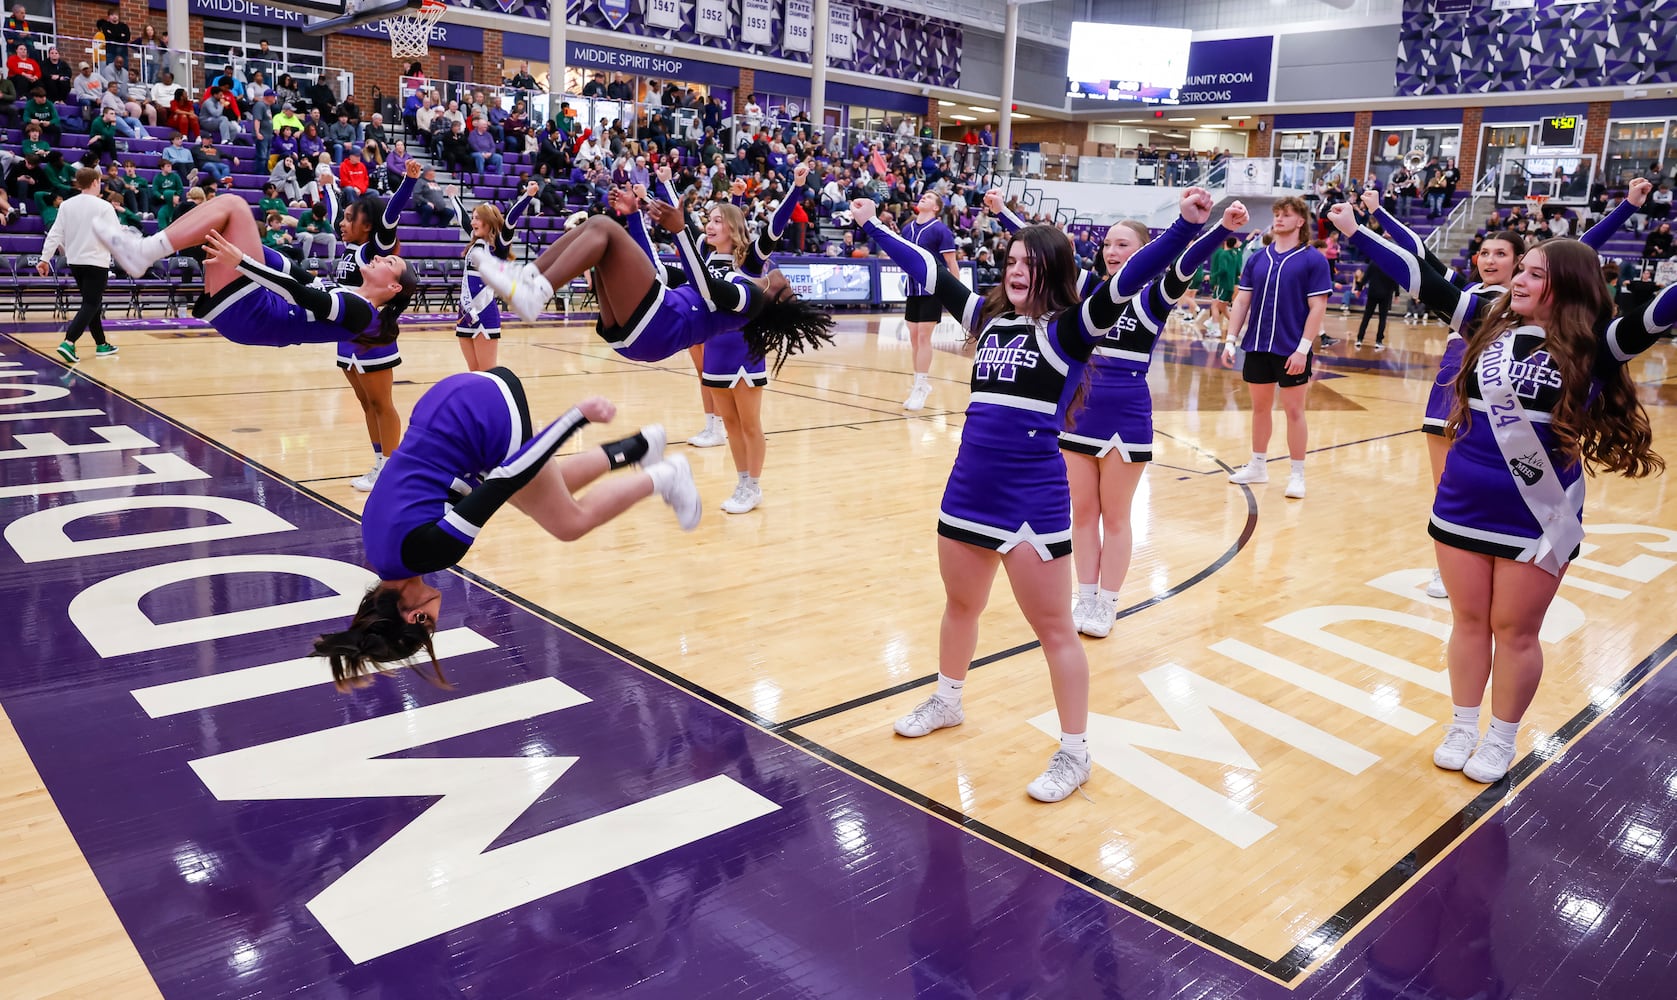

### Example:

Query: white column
xmin=811 ymin=0 xmax=829 ymax=138
xmin=997 ymin=1 xmax=1018 ymax=175
xmin=167 ymin=0 xmax=192 ymax=83
xmin=548 ymin=7 xmax=567 ymax=104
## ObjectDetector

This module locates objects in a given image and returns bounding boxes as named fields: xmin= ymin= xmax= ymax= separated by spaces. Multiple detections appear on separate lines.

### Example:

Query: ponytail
xmin=313 ymin=586 xmax=448 ymax=690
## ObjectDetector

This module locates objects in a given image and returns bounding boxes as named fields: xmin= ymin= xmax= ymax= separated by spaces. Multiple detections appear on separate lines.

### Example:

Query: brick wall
xmin=1252 ymin=115 xmax=1275 ymax=157
xmin=924 ymin=97 xmax=938 ymax=134
xmin=1010 ymin=120 xmax=1088 ymax=149
xmin=738 ymin=68 xmax=755 ymax=98
xmin=1349 ymin=109 xmax=1373 ymax=184
xmin=1582 ymin=100 xmax=1613 ymax=180
xmin=1457 ymin=106 xmax=1483 ymax=190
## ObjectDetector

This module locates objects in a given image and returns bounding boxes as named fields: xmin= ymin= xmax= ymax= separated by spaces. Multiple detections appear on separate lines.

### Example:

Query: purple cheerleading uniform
xmin=323 ymin=174 xmax=416 ymax=371
xmin=610 ymin=208 xmax=769 ymax=364
xmin=455 ymin=192 xmax=535 ymax=340
xmin=1349 ymin=223 xmax=1677 ymax=563
xmin=193 ymin=246 xmax=380 ymax=348
xmin=1369 ymin=200 xmax=1638 ymax=436
xmin=1060 ymin=225 xmax=1233 ymax=462
xmin=864 ymin=213 xmax=1206 ymax=558
xmin=362 ymin=368 xmax=591 ymax=580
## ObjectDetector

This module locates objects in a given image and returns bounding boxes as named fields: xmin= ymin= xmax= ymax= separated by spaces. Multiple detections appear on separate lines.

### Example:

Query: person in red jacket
xmin=7 ymin=42 xmax=41 ymax=91
xmin=339 ymin=146 xmax=369 ymax=194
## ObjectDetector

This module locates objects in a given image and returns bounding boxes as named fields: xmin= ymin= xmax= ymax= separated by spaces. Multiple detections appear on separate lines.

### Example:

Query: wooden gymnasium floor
xmin=2 ymin=307 xmax=1676 ymax=998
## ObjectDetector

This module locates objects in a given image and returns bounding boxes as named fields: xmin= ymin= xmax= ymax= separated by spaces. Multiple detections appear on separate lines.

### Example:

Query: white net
xmin=387 ymin=0 xmax=448 ymax=59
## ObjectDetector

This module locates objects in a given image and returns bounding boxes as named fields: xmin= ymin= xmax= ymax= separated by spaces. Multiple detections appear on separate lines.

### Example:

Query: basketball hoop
xmin=386 ymin=0 xmax=447 ymax=59
xmin=1525 ymin=193 xmax=1549 ymax=211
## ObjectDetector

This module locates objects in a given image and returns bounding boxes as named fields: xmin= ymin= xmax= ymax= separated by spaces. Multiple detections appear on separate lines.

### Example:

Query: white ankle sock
xmin=1451 ymin=704 xmax=1480 ymax=728
xmin=645 ymin=461 xmax=675 ymax=496
xmin=143 ymin=231 xmax=174 ymax=262
xmin=1077 ymin=582 xmax=1097 ymax=599
xmin=746 ymin=476 xmax=760 ymax=491
xmin=935 ymin=673 xmax=964 ymax=704
xmin=1486 ymin=715 xmax=1520 ymax=745
xmin=1060 ymin=731 xmax=1089 ymax=758
xmin=1290 ymin=459 xmax=1306 ymax=477
xmin=736 ymin=471 xmax=749 ymax=485
xmin=1249 ymin=452 xmax=1267 ymax=468
xmin=1096 ymin=587 xmax=1119 ymax=605
xmin=914 ymin=373 xmax=930 ymax=387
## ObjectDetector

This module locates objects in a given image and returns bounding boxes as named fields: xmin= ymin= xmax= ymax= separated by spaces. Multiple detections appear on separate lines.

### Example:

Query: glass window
xmin=1604 ymin=120 xmax=1667 ymax=185
xmin=200 ymin=18 xmax=325 ymax=94
xmin=1477 ymin=124 xmax=1531 ymax=181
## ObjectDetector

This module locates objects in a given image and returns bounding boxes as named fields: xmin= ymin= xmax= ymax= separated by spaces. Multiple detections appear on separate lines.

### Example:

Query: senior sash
xmin=1479 ymin=326 xmax=1584 ymax=575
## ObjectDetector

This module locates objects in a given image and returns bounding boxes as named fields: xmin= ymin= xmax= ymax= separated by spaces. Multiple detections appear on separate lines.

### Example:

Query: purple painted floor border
xmin=2 ymin=335 xmax=1675 ymax=998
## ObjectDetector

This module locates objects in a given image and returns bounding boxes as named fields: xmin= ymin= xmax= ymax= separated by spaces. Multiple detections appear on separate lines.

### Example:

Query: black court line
xmin=27 ymin=335 xmax=1672 ymax=985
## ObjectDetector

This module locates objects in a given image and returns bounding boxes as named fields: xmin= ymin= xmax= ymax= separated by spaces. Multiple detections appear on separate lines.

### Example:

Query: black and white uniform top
xmin=863 ymin=213 xmax=1206 ymax=558
xmin=1349 ymin=223 xmax=1677 ymax=562
xmin=321 ymin=173 xmax=417 ymax=369
xmin=452 ymin=190 xmax=535 ymax=336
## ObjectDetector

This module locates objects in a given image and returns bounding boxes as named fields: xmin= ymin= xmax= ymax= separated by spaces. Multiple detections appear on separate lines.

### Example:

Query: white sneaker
xmin=1228 ymin=461 xmax=1268 ymax=485
xmin=653 ymin=455 xmax=702 ymax=531
xmin=1284 ymin=472 xmax=1306 ymax=499
xmin=351 ymin=456 xmax=384 ymax=493
xmin=903 ymin=380 xmax=931 ymax=411
xmin=686 ymin=416 xmax=727 ymax=448
xmin=1426 ymin=569 xmax=1448 ymax=599
xmin=1078 ymin=595 xmax=1116 ymax=638
xmin=720 ymin=481 xmax=761 ymax=514
xmin=1463 ymin=737 xmax=1516 ymax=783
xmin=1026 ymin=749 xmax=1092 ymax=803
xmin=469 ymin=248 xmax=551 ymax=322
xmin=639 ymin=424 xmax=665 ymax=467
xmin=1070 ymin=593 xmax=1096 ymax=634
xmin=1432 ymin=724 xmax=1479 ymax=770
xmin=95 ymin=215 xmax=155 ymax=277
xmin=893 ymin=694 xmax=964 ymax=737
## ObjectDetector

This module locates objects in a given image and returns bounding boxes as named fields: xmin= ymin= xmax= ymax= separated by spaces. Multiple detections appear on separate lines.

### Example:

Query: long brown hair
xmin=977 ymin=225 xmax=1081 ymax=335
xmin=313 ymin=585 xmax=448 ymax=690
xmin=1450 ymin=239 xmax=1662 ymax=477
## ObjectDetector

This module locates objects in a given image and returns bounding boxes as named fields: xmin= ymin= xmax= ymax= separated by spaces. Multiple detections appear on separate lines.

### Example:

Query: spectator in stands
xmin=194 ymin=136 xmax=234 ymax=186
xmin=247 ymin=70 xmax=270 ymax=102
xmin=248 ymin=41 xmax=277 ymax=84
xmin=607 ymin=74 xmax=632 ymax=100
xmin=145 ymin=157 xmax=181 ymax=223
xmin=1645 ymin=222 xmax=1674 ymax=260
xmin=7 ymin=41 xmax=38 ymax=93
xmin=468 ymin=117 xmax=503 ymax=173
xmin=305 ymin=78 xmax=336 ymax=117
xmin=268 ymin=155 xmax=301 ymax=204
xmin=274 ymin=74 xmax=302 ymax=113
xmin=300 ymin=161 xmax=337 ymax=206
xmin=439 ymin=119 xmax=473 ymax=175
xmin=581 ymin=71 xmax=606 ymax=97
xmin=503 ymin=102 xmax=530 ymax=153
xmin=384 ymin=138 xmax=410 ymax=178
xmin=327 ymin=111 xmax=357 ymax=161
xmin=1425 ymin=170 xmax=1450 ymax=219
xmin=414 ymin=92 xmax=440 ymax=135
xmin=84 ymin=107 xmax=125 ymax=167
xmin=441 ymin=98 xmax=465 ymax=131
xmin=22 ymin=86 xmax=60 ymax=142
xmin=99 ymin=54 xmax=128 ymax=87
xmin=510 ymin=62 xmax=539 ymax=93
xmin=1650 ymin=182 xmax=1673 ymax=225
xmin=123 ymin=69 xmax=157 ymax=127
xmin=158 ymin=131 xmax=193 ymax=175
xmin=96 ymin=80 xmax=145 ymax=137
xmin=71 ymin=61 xmax=102 ymax=117
xmin=298 ymin=121 xmax=325 ymax=162
xmin=4 ymin=5 xmax=35 ymax=59
xmin=412 ymin=165 xmax=455 ymax=225
xmin=535 ymin=122 xmax=569 ymax=176
xmin=340 ymin=146 xmax=369 ymax=194
xmin=363 ymin=113 xmax=390 ymax=160
xmin=249 ymin=90 xmax=276 ymax=167
xmin=298 ymin=201 xmax=336 ymax=260
xmin=0 ymin=72 xmax=16 ymax=128
xmin=39 ymin=44 xmax=70 ymax=101
xmin=263 ymin=209 xmax=299 ymax=258
xmin=257 ymin=181 xmax=286 ymax=218
xmin=199 ymin=87 xmax=238 ymax=144
xmin=273 ymin=101 xmax=303 ymax=135
xmin=136 ymin=24 xmax=161 ymax=83
xmin=98 ymin=9 xmax=131 ymax=64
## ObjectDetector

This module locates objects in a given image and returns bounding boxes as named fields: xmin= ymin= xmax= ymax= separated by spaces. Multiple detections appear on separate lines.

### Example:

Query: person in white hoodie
xmin=39 ymin=166 xmax=121 ymax=362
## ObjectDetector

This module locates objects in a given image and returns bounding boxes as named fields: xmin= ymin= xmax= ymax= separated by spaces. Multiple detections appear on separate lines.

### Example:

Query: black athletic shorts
xmin=904 ymin=294 xmax=942 ymax=323
xmin=1242 ymin=349 xmax=1313 ymax=388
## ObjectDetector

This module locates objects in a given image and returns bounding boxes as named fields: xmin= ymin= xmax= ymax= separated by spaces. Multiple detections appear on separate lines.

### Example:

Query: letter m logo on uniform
xmin=974 ymin=333 xmax=1030 ymax=383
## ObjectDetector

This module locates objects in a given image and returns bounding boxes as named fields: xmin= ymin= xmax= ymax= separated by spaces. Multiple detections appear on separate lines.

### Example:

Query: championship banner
xmin=741 ymin=0 xmax=774 ymax=45
xmin=645 ymin=0 xmax=683 ymax=31
xmin=783 ymin=0 xmax=813 ymax=53
xmin=695 ymin=0 xmax=731 ymax=37
xmin=596 ymin=0 xmax=631 ymax=30
xmin=828 ymin=3 xmax=855 ymax=61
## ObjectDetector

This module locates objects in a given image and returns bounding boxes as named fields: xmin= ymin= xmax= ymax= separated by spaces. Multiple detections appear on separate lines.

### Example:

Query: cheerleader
xmin=1354 ymin=180 xmax=1648 ymax=597
xmin=1062 ymin=204 xmax=1247 ymax=638
xmin=657 ymin=163 xmax=808 ymax=513
xmin=312 ymin=369 xmax=702 ymax=688
xmin=851 ymin=190 xmax=1216 ymax=802
xmin=467 ymin=208 xmax=833 ymax=369
xmin=318 ymin=159 xmax=422 ymax=490
xmin=897 ymin=192 xmax=961 ymax=410
xmin=451 ymin=180 xmax=537 ymax=372
xmin=1328 ymin=200 xmax=1677 ymax=783
xmin=93 ymin=194 xmax=415 ymax=349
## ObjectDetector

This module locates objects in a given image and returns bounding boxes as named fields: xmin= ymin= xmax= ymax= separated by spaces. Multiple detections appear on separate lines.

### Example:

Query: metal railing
xmin=16 ymin=31 xmax=352 ymax=102
xmin=1424 ymin=169 xmax=1500 ymax=255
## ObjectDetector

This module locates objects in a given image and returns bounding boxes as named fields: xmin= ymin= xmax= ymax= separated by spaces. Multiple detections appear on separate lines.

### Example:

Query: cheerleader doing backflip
xmin=467 ymin=203 xmax=833 ymax=370
xmin=985 ymin=191 xmax=1250 ymax=637
xmin=312 ymin=368 xmax=702 ymax=688
xmin=1328 ymin=200 xmax=1677 ymax=784
xmin=656 ymin=164 xmax=808 ymax=513
xmin=1353 ymin=179 xmax=1649 ymax=598
xmin=852 ymin=188 xmax=1218 ymax=802
xmin=93 ymin=194 xmax=415 ymax=351
xmin=451 ymin=180 xmax=537 ymax=372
